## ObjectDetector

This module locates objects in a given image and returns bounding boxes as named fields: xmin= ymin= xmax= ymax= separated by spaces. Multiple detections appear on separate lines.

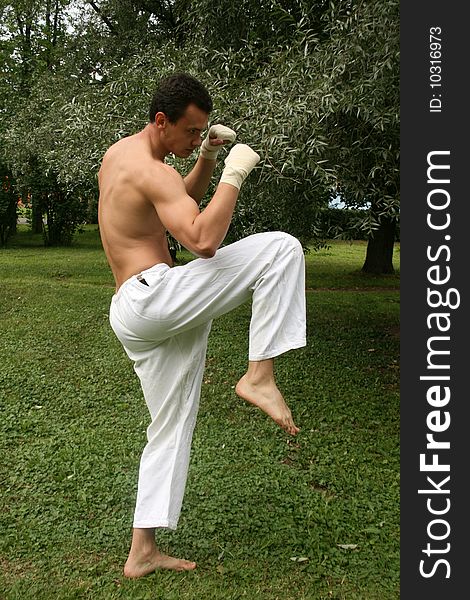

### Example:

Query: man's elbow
xmin=192 ymin=239 xmax=217 ymax=258
xmin=197 ymin=245 xmax=217 ymax=259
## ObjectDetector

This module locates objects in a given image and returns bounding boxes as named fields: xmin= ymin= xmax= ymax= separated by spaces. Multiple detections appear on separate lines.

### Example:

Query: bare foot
xmin=235 ymin=374 xmax=299 ymax=435
xmin=124 ymin=548 xmax=196 ymax=578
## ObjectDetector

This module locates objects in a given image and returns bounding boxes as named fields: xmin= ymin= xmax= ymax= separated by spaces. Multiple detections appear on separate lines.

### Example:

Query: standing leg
xmin=124 ymin=527 xmax=196 ymax=578
xmin=121 ymin=322 xmax=211 ymax=577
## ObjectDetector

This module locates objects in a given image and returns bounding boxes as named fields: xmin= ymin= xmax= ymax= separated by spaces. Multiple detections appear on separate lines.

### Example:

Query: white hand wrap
xmin=199 ymin=124 xmax=237 ymax=160
xmin=220 ymin=144 xmax=260 ymax=190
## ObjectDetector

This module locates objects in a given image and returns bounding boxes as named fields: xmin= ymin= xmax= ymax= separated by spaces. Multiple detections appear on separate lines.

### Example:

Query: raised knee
xmin=277 ymin=231 xmax=303 ymax=254
xmin=253 ymin=231 xmax=304 ymax=257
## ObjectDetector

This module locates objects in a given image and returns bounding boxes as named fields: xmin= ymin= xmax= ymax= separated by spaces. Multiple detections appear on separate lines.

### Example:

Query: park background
xmin=0 ymin=1 xmax=399 ymax=599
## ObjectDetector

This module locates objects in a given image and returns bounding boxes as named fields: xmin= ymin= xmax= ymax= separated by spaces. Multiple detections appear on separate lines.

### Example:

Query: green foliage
xmin=42 ymin=190 xmax=88 ymax=246
xmin=318 ymin=207 xmax=400 ymax=242
xmin=210 ymin=0 xmax=399 ymax=241
xmin=0 ymin=0 xmax=399 ymax=254
xmin=0 ymin=0 xmax=86 ymax=245
xmin=317 ymin=0 xmax=400 ymax=231
xmin=2 ymin=71 xmax=89 ymax=244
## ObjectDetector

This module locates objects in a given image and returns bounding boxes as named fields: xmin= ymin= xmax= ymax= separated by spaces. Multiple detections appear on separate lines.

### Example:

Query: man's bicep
xmin=157 ymin=196 xmax=198 ymax=234
xmin=152 ymin=180 xmax=201 ymax=249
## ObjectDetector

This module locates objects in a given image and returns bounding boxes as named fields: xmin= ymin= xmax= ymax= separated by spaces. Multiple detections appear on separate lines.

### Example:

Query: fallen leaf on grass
xmin=290 ymin=556 xmax=309 ymax=563
xmin=337 ymin=544 xmax=358 ymax=550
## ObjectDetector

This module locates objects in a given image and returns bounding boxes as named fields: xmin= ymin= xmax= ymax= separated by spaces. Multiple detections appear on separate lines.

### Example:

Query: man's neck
xmin=142 ymin=123 xmax=168 ymax=162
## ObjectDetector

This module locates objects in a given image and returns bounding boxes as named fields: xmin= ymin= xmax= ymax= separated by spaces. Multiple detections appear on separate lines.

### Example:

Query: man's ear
xmin=155 ymin=112 xmax=167 ymax=129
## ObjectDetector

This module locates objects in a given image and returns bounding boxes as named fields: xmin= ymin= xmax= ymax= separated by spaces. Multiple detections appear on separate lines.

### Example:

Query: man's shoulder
xmin=157 ymin=161 xmax=181 ymax=178
xmin=101 ymin=135 xmax=135 ymax=171
xmin=132 ymin=156 xmax=184 ymax=211
xmin=146 ymin=160 xmax=183 ymax=188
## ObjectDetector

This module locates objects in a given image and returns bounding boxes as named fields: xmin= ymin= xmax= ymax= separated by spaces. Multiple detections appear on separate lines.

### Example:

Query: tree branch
xmin=135 ymin=0 xmax=177 ymax=29
xmin=86 ymin=0 xmax=116 ymax=33
xmin=52 ymin=0 xmax=60 ymax=47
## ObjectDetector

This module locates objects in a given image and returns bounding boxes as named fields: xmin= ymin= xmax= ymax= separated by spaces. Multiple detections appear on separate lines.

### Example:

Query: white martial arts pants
xmin=109 ymin=231 xmax=306 ymax=529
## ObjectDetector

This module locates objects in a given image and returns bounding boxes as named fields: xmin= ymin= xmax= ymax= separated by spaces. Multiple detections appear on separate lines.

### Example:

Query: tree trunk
xmin=32 ymin=198 xmax=43 ymax=234
xmin=362 ymin=217 xmax=396 ymax=274
xmin=9 ymin=204 xmax=17 ymax=235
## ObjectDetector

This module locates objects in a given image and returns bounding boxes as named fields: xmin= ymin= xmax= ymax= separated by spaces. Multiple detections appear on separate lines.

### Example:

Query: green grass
xmin=0 ymin=227 xmax=400 ymax=599
xmin=304 ymin=240 xmax=400 ymax=290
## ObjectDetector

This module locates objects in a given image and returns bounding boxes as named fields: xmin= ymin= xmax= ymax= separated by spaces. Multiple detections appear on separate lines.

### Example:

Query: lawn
xmin=0 ymin=227 xmax=400 ymax=599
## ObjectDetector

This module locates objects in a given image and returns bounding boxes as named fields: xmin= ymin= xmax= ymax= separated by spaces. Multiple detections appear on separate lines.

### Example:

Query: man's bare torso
xmin=98 ymin=131 xmax=173 ymax=291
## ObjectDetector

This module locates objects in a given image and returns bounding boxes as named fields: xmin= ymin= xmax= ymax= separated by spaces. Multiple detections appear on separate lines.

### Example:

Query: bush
xmin=41 ymin=189 xmax=88 ymax=246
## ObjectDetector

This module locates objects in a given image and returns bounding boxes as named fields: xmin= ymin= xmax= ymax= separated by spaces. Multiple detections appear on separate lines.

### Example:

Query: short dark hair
xmin=149 ymin=73 xmax=213 ymax=123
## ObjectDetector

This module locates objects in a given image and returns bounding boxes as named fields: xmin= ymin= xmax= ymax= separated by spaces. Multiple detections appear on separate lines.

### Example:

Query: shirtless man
xmin=98 ymin=73 xmax=306 ymax=578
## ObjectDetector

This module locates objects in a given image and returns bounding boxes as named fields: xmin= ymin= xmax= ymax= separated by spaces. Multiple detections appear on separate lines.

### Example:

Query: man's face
xmin=159 ymin=104 xmax=209 ymax=158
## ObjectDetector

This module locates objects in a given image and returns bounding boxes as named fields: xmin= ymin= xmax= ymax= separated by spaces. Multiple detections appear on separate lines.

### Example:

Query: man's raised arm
xmin=157 ymin=143 xmax=260 ymax=258
xmin=184 ymin=125 xmax=237 ymax=203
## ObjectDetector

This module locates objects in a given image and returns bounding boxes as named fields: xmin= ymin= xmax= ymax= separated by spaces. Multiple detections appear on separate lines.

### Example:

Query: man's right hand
xmin=220 ymin=144 xmax=261 ymax=190
xmin=199 ymin=124 xmax=237 ymax=160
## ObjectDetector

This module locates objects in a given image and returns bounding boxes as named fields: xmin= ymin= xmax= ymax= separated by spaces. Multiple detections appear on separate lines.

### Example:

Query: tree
xmin=1 ymin=0 xmax=399 ymax=260
xmin=0 ymin=0 xmax=87 ymax=243
xmin=188 ymin=0 xmax=399 ymax=269
xmin=310 ymin=0 xmax=400 ymax=273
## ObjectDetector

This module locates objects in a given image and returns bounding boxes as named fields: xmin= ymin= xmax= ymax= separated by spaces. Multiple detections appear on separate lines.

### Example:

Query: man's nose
xmin=193 ymin=135 xmax=202 ymax=147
